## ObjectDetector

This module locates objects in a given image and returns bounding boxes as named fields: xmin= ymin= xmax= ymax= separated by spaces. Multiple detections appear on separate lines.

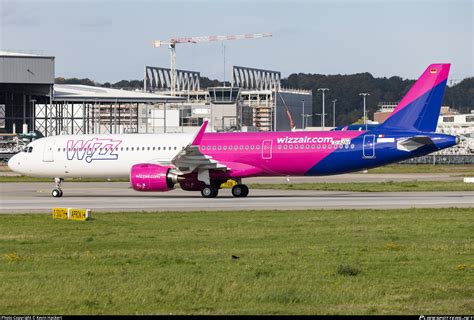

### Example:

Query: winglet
xmin=191 ymin=120 xmax=208 ymax=146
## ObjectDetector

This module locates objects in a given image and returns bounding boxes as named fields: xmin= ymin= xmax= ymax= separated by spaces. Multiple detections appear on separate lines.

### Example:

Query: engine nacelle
xmin=130 ymin=164 xmax=179 ymax=192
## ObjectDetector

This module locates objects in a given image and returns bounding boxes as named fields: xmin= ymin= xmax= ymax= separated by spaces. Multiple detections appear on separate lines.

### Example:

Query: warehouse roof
xmin=53 ymin=84 xmax=184 ymax=103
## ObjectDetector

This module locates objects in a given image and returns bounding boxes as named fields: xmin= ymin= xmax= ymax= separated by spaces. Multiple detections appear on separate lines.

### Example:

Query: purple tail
xmin=378 ymin=63 xmax=450 ymax=132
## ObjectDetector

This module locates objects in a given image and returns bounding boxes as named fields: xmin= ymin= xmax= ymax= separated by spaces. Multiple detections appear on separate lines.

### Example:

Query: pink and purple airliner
xmin=8 ymin=64 xmax=459 ymax=198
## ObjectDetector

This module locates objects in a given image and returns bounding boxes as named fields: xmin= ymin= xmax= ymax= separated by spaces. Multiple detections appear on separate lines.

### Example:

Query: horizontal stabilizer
xmin=397 ymin=136 xmax=434 ymax=152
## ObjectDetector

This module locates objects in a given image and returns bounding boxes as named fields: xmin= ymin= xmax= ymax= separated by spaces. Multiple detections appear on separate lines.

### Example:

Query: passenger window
xmin=57 ymin=148 xmax=60 ymax=152
xmin=212 ymin=146 xmax=216 ymax=150
xmin=289 ymin=145 xmax=293 ymax=149
xmin=317 ymin=145 xmax=321 ymax=149
xmin=311 ymin=145 xmax=315 ymax=149
xmin=322 ymin=145 xmax=326 ymax=149
xmin=168 ymin=147 xmax=171 ymax=150
xmin=306 ymin=145 xmax=310 ymax=149
xmin=63 ymin=148 xmax=66 ymax=152
xmin=153 ymin=147 xmax=156 ymax=151
xmin=350 ymin=144 xmax=355 ymax=149
xmin=201 ymin=146 xmax=206 ymax=151
xmin=126 ymin=147 xmax=129 ymax=151
xmin=283 ymin=145 xmax=288 ymax=150
xmin=234 ymin=145 xmax=238 ymax=150
xmin=240 ymin=145 xmax=243 ymax=150
xmin=131 ymin=147 xmax=134 ymax=151
xmin=223 ymin=146 xmax=227 ymax=151
xmin=256 ymin=145 xmax=260 ymax=150
xmin=251 ymin=145 xmax=254 ymax=150
xmin=218 ymin=146 xmax=222 ymax=151
xmin=295 ymin=145 xmax=298 ymax=150
xmin=229 ymin=146 xmax=233 ymax=150
xmin=278 ymin=145 xmax=282 ymax=150
xmin=328 ymin=144 xmax=332 ymax=149
xmin=158 ymin=147 xmax=161 ymax=150
xmin=174 ymin=147 xmax=177 ymax=150
xmin=245 ymin=145 xmax=249 ymax=150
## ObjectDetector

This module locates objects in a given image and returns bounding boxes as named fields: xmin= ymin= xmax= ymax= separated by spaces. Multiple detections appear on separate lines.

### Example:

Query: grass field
xmin=250 ymin=180 xmax=474 ymax=192
xmin=1 ymin=209 xmax=473 ymax=315
xmin=367 ymin=164 xmax=473 ymax=174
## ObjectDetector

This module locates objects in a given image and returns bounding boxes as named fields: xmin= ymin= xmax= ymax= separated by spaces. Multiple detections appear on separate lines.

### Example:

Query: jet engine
xmin=130 ymin=164 xmax=179 ymax=192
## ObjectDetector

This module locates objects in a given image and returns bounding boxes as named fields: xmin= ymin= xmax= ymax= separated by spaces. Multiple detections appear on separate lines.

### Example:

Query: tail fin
xmin=378 ymin=63 xmax=450 ymax=132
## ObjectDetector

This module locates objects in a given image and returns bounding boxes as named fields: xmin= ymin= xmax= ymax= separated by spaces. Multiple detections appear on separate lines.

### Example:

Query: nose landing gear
xmin=52 ymin=178 xmax=64 ymax=197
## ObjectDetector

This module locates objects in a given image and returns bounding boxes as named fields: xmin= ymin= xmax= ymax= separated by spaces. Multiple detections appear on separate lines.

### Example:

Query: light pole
xmin=301 ymin=100 xmax=305 ymax=129
xmin=359 ymin=93 xmax=370 ymax=130
xmin=332 ymin=99 xmax=337 ymax=128
xmin=303 ymin=114 xmax=312 ymax=129
xmin=317 ymin=88 xmax=329 ymax=129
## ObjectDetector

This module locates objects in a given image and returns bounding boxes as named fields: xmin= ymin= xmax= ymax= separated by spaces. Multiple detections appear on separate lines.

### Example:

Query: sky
xmin=1 ymin=0 xmax=472 ymax=83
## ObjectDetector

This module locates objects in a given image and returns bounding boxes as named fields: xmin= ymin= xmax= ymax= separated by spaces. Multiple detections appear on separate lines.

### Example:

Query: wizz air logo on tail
xmin=66 ymin=138 xmax=122 ymax=163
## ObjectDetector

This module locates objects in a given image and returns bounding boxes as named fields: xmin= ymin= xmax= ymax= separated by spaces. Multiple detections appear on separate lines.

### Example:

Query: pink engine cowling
xmin=130 ymin=164 xmax=178 ymax=192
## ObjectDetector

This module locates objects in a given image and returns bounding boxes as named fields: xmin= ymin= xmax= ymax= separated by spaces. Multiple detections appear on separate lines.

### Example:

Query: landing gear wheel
xmin=52 ymin=177 xmax=64 ymax=198
xmin=232 ymin=184 xmax=249 ymax=197
xmin=201 ymin=185 xmax=219 ymax=198
xmin=52 ymin=188 xmax=63 ymax=198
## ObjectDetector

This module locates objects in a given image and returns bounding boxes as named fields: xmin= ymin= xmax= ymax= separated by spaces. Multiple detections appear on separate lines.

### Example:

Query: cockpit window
xmin=23 ymin=147 xmax=28 ymax=152
xmin=28 ymin=147 xmax=33 ymax=153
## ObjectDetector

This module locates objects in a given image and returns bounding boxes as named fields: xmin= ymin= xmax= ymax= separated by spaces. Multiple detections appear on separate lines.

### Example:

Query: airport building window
xmin=466 ymin=115 xmax=474 ymax=122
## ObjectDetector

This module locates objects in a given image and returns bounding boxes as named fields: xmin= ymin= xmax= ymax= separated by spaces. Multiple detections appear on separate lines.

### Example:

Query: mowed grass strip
xmin=1 ymin=208 xmax=473 ymax=315
xmin=250 ymin=180 xmax=474 ymax=192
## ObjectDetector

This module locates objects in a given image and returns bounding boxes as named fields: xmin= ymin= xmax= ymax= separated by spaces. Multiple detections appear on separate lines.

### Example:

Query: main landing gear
xmin=231 ymin=184 xmax=249 ymax=198
xmin=200 ymin=183 xmax=249 ymax=198
xmin=52 ymin=177 xmax=64 ymax=198
xmin=201 ymin=185 xmax=219 ymax=198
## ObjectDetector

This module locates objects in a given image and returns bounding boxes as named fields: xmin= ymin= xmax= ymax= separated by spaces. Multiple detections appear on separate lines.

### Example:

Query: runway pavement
xmin=1 ymin=182 xmax=473 ymax=213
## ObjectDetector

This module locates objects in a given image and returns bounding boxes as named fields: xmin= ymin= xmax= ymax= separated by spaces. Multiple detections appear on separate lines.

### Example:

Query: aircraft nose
xmin=8 ymin=154 xmax=20 ymax=173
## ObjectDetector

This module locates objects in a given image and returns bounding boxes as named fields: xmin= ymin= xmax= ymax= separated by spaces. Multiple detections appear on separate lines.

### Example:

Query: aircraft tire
xmin=52 ymin=188 xmax=63 ymax=198
xmin=232 ymin=184 xmax=249 ymax=197
xmin=201 ymin=185 xmax=218 ymax=198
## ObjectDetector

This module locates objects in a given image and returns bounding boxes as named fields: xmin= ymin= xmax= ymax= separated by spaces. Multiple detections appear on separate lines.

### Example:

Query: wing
xmin=169 ymin=120 xmax=228 ymax=174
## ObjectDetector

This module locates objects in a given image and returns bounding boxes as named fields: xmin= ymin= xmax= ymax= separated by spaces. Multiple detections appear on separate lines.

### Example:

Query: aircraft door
xmin=262 ymin=140 xmax=272 ymax=160
xmin=43 ymin=140 xmax=55 ymax=162
xmin=362 ymin=135 xmax=376 ymax=159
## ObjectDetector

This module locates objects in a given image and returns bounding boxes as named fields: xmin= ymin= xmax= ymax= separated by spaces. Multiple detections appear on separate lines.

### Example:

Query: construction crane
xmin=153 ymin=32 xmax=272 ymax=95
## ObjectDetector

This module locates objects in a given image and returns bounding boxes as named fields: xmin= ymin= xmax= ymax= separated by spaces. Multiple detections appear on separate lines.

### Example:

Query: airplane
xmin=8 ymin=63 xmax=459 ymax=198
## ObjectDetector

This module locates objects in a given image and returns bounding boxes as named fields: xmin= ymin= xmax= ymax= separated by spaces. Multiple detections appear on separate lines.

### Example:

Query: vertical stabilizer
xmin=378 ymin=63 xmax=450 ymax=132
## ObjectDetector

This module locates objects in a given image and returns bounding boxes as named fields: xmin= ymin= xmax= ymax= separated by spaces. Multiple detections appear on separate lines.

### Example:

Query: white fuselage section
xmin=9 ymin=133 xmax=194 ymax=178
